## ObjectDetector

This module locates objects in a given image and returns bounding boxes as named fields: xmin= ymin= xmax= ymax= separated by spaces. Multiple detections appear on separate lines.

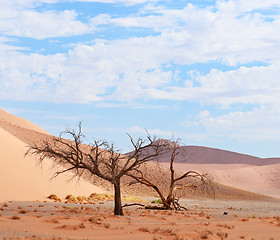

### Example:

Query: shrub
xmin=151 ymin=199 xmax=163 ymax=204
xmin=11 ymin=215 xmax=21 ymax=220
xmin=47 ymin=194 xmax=62 ymax=202
xmin=65 ymin=194 xmax=77 ymax=203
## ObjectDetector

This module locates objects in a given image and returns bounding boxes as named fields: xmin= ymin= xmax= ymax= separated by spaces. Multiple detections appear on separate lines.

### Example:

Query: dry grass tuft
xmin=88 ymin=193 xmax=114 ymax=201
xmin=47 ymin=194 xmax=62 ymax=202
xmin=216 ymin=223 xmax=235 ymax=229
xmin=18 ymin=209 xmax=29 ymax=214
xmin=138 ymin=227 xmax=150 ymax=232
xmin=122 ymin=195 xmax=146 ymax=203
xmin=11 ymin=215 xmax=21 ymax=220
xmin=216 ymin=231 xmax=228 ymax=239
xmin=88 ymin=216 xmax=102 ymax=225
xmin=77 ymin=195 xmax=88 ymax=203
xmin=198 ymin=229 xmax=213 ymax=239
xmin=65 ymin=194 xmax=78 ymax=203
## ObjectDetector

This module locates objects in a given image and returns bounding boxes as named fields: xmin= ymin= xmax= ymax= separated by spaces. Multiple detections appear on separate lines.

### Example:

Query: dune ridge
xmin=158 ymin=143 xmax=280 ymax=199
xmin=0 ymin=108 xmax=49 ymax=135
xmin=157 ymin=144 xmax=280 ymax=165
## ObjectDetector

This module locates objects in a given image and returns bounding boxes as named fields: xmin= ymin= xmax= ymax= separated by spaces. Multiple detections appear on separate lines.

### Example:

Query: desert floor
xmin=1 ymin=198 xmax=280 ymax=240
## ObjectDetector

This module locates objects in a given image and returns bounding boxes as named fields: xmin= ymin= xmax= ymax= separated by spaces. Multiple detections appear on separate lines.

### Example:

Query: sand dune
xmin=0 ymin=108 xmax=49 ymax=135
xmin=161 ymin=162 xmax=280 ymax=199
xmin=154 ymin=141 xmax=280 ymax=199
xmin=155 ymin=143 xmax=280 ymax=165
xmin=0 ymin=109 xmax=106 ymax=202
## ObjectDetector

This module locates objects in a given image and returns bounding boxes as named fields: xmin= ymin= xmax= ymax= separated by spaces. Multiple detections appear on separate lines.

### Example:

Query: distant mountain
xmin=131 ymin=139 xmax=280 ymax=166
xmin=161 ymin=145 xmax=280 ymax=165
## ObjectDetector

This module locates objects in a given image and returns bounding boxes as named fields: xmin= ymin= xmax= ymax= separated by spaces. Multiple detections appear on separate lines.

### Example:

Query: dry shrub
xmin=216 ymin=231 xmax=228 ymax=239
xmin=216 ymin=223 xmax=235 ymax=229
xmin=11 ymin=215 xmax=21 ymax=220
xmin=199 ymin=230 xmax=213 ymax=239
xmin=77 ymin=195 xmax=88 ymax=203
xmin=88 ymin=216 xmax=102 ymax=225
xmin=161 ymin=228 xmax=178 ymax=237
xmin=65 ymin=194 xmax=77 ymax=203
xmin=47 ymin=194 xmax=62 ymax=202
xmin=122 ymin=195 xmax=146 ymax=203
xmin=88 ymin=193 xmax=114 ymax=201
xmin=19 ymin=209 xmax=29 ymax=214
xmin=138 ymin=227 xmax=150 ymax=233
xmin=69 ymin=207 xmax=80 ymax=214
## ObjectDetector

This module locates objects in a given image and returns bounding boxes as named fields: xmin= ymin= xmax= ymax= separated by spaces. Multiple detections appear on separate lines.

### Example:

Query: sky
xmin=1 ymin=0 xmax=280 ymax=157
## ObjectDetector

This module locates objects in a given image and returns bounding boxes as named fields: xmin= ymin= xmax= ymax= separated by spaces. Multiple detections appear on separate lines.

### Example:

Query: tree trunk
xmin=113 ymin=179 xmax=124 ymax=216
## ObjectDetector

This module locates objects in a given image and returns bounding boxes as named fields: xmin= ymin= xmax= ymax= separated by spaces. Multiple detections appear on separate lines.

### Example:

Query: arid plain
xmin=1 ymin=107 xmax=280 ymax=239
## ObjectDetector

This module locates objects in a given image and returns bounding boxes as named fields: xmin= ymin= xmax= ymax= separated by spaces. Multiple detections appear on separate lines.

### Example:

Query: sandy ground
xmin=1 ymin=198 xmax=280 ymax=240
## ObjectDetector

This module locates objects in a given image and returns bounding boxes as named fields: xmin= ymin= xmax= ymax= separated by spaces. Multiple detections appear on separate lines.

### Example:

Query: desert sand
xmin=1 ymin=198 xmax=280 ymax=239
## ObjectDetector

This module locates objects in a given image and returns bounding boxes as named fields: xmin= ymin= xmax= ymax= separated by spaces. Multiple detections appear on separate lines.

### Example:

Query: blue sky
xmin=1 ymin=0 xmax=280 ymax=157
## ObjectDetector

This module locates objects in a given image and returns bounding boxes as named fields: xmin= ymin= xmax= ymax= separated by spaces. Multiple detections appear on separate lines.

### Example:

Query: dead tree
xmin=127 ymin=139 xmax=213 ymax=210
xmin=25 ymin=123 xmax=165 ymax=215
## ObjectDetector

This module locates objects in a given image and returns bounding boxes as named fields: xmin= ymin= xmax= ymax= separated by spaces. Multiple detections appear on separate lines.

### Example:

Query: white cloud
xmin=198 ymin=106 xmax=280 ymax=140
xmin=1 ymin=0 xmax=280 ymax=108
xmin=0 ymin=9 xmax=93 ymax=39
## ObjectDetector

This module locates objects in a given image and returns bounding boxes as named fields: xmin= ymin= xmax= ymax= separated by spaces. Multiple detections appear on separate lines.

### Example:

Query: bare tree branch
xmin=26 ymin=122 xmax=166 ymax=215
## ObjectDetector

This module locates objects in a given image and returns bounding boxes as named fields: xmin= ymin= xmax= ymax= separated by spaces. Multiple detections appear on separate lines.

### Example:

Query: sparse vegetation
xmin=11 ymin=215 xmax=21 ymax=220
xmin=197 ymin=230 xmax=213 ymax=239
xmin=216 ymin=223 xmax=235 ymax=229
xmin=151 ymin=199 xmax=163 ymax=204
xmin=88 ymin=193 xmax=114 ymax=201
xmin=47 ymin=194 xmax=61 ymax=202
xmin=216 ymin=231 xmax=228 ymax=239
xmin=65 ymin=194 xmax=77 ymax=203
xmin=18 ymin=209 xmax=29 ymax=214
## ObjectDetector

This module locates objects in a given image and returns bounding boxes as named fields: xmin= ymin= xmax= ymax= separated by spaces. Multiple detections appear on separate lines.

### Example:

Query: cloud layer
xmin=1 ymin=0 xmax=280 ymax=143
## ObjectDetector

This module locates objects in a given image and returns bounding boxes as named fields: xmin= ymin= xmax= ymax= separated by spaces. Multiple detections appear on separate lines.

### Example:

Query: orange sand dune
xmin=0 ymin=109 xmax=106 ymax=202
xmin=162 ymin=162 xmax=280 ymax=199
xmin=0 ymin=108 xmax=49 ymax=135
